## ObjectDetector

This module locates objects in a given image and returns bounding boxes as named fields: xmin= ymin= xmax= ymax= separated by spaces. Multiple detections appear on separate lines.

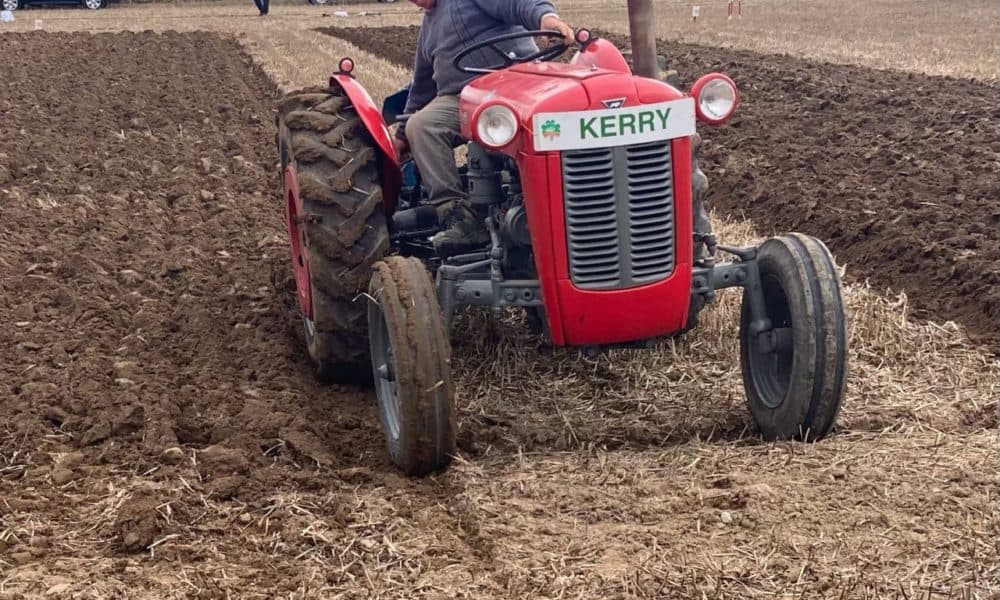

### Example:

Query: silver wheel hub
xmin=370 ymin=308 xmax=401 ymax=442
xmin=84 ymin=0 xmax=101 ymax=8
xmin=2 ymin=0 xmax=17 ymax=10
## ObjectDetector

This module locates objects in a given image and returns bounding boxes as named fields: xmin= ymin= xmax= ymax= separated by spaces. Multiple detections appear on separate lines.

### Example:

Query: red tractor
xmin=277 ymin=30 xmax=848 ymax=475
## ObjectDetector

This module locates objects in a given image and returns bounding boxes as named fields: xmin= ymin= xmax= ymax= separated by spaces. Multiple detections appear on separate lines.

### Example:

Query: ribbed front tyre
xmin=740 ymin=233 xmax=848 ymax=441
xmin=368 ymin=257 xmax=456 ymax=476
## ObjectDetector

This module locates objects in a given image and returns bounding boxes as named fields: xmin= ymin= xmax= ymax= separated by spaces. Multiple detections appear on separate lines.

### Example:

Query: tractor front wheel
xmin=739 ymin=233 xmax=847 ymax=441
xmin=368 ymin=257 xmax=456 ymax=475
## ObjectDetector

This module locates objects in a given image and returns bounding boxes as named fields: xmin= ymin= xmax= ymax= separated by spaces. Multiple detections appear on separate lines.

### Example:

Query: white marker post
xmin=692 ymin=5 xmax=700 ymax=22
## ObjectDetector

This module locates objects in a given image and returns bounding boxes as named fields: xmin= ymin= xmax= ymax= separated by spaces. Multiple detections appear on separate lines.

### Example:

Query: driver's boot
xmin=431 ymin=201 xmax=491 ymax=258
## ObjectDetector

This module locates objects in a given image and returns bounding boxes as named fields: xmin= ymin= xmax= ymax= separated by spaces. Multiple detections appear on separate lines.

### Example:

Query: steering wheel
xmin=453 ymin=30 xmax=570 ymax=74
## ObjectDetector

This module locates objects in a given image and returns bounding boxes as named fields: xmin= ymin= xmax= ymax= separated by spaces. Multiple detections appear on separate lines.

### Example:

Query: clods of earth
xmin=0 ymin=30 xmax=995 ymax=598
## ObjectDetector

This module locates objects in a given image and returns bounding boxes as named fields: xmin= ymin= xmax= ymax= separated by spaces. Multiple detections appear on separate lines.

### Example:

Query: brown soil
xmin=0 ymin=30 xmax=995 ymax=598
xmin=0 ymin=30 xmax=395 ymax=475
xmin=0 ymin=30 xmax=433 ymax=591
xmin=320 ymin=25 xmax=1000 ymax=351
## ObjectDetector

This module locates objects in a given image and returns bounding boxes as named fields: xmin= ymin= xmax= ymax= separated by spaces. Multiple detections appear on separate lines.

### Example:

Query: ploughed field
xmin=321 ymin=25 xmax=1000 ymax=351
xmin=0 ymin=30 xmax=996 ymax=598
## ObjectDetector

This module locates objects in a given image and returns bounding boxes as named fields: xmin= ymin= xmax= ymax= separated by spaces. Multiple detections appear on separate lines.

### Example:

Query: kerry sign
xmin=532 ymin=97 xmax=695 ymax=152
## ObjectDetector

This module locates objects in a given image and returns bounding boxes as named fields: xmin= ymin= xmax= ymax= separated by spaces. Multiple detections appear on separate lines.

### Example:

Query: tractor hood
xmin=459 ymin=59 xmax=688 ymax=155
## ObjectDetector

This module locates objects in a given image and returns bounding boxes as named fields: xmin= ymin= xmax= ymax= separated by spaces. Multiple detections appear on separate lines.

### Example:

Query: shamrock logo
xmin=541 ymin=119 xmax=561 ymax=139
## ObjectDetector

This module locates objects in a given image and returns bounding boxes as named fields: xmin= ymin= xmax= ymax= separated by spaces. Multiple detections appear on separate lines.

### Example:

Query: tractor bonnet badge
xmin=541 ymin=120 xmax=561 ymax=139
xmin=602 ymin=98 xmax=626 ymax=109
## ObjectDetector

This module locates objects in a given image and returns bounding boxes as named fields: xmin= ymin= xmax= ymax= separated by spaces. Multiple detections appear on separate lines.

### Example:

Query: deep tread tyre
xmin=739 ymin=233 xmax=847 ymax=441
xmin=368 ymin=257 xmax=456 ymax=476
xmin=278 ymin=86 xmax=388 ymax=381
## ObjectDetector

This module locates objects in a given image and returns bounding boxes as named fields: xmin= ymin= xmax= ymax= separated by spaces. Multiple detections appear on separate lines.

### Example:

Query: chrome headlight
xmin=691 ymin=73 xmax=739 ymax=125
xmin=476 ymin=105 xmax=518 ymax=148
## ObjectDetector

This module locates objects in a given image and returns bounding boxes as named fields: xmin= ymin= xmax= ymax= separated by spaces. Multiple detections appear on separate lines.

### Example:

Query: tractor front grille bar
xmin=561 ymin=140 xmax=676 ymax=290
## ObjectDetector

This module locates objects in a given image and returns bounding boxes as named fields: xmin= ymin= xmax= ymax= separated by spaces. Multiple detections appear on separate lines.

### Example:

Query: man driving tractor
xmin=277 ymin=0 xmax=849 ymax=475
xmin=394 ymin=0 xmax=574 ymax=257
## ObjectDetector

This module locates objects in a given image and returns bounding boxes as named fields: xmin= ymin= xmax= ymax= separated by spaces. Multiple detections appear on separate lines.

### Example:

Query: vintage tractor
xmin=276 ymin=29 xmax=848 ymax=475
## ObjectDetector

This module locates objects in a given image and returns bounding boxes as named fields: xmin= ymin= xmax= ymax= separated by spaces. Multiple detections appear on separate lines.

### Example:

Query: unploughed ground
xmin=321 ymin=25 xmax=1000 ymax=352
xmin=5 ymin=0 xmax=996 ymax=82
xmin=0 ymin=29 xmax=996 ymax=600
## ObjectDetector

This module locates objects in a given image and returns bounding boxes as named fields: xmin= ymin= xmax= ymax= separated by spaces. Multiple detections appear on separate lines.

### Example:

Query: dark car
xmin=3 ymin=0 xmax=107 ymax=9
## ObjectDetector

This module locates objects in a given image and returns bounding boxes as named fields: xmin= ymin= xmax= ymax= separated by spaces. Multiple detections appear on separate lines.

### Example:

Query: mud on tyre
xmin=368 ymin=257 xmax=456 ymax=475
xmin=277 ymin=85 xmax=388 ymax=381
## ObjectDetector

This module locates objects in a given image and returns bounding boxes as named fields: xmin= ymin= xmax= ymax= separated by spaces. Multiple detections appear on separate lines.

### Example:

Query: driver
xmin=395 ymin=0 xmax=574 ymax=257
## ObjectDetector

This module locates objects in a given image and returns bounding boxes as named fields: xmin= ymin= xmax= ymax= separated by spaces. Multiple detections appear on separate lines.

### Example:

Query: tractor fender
xmin=330 ymin=73 xmax=402 ymax=214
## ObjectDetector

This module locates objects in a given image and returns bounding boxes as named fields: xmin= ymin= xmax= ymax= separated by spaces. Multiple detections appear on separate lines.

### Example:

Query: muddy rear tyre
xmin=278 ymin=86 xmax=388 ymax=382
xmin=739 ymin=233 xmax=847 ymax=441
xmin=368 ymin=257 xmax=456 ymax=476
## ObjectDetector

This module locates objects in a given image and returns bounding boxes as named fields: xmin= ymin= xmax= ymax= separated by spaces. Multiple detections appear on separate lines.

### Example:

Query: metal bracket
xmin=437 ymin=263 xmax=542 ymax=329
xmin=691 ymin=249 xmax=771 ymax=335
xmin=435 ymin=214 xmax=543 ymax=330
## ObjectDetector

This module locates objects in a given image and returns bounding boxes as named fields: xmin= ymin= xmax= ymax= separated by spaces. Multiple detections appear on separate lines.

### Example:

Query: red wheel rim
xmin=283 ymin=164 xmax=313 ymax=320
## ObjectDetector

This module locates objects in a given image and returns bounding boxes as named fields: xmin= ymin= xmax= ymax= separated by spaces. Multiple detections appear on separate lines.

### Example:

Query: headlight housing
xmin=690 ymin=73 xmax=739 ymax=125
xmin=475 ymin=104 xmax=519 ymax=148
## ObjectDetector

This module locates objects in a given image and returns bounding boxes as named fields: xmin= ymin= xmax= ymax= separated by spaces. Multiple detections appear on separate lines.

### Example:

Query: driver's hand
xmin=540 ymin=14 xmax=574 ymax=45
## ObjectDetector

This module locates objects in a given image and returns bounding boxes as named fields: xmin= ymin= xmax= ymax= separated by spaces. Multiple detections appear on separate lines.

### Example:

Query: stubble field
xmin=0 ymin=2 xmax=997 ymax=598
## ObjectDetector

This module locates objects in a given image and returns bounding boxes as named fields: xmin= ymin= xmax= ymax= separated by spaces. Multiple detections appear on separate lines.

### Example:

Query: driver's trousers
xmin=404 ymin=94 xmax=468 ymax=220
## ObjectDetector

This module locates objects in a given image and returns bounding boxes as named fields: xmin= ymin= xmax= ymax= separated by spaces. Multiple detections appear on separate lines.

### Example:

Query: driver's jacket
xmin=402 ymin=0 xmax=557 ymax=116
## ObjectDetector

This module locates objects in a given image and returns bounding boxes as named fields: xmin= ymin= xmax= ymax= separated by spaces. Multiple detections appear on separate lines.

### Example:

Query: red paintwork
xmin=459 ymin=47 xmax=686 ymax=156
xmin=329 ymin=39 xmax=732 ymax=347
xmin=460 ymin=63 xmax=594 ymax=155
xmin=525 ymin=138 xmax=693 ymax=346
xmin=690 ymin=73 xmax=739 ymax=126
xmin=569 ymin=37 xmax=632 ymax=74
xmin=283 ymin=164 xmax=313 ymax=320
xmin=517 ymin=152 xmax=566 ymax=344
xmin=330 ymin=73 xmax=402 ymax=214
xmin=458 ymin=46 xmax=698 ymax=346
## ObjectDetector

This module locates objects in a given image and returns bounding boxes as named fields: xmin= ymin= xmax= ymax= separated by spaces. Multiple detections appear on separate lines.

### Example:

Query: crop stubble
xmin=0 ymin=27 xmax=996 ymax=599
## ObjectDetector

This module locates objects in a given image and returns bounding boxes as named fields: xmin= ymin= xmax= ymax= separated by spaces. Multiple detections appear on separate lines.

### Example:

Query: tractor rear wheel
xmin=277 ymin=86 xmax=388 ymax=381
xmin=739 ymin=233 xmax=847 ymax=441
xmin=368 ymin=256 xmax=456 ymax=476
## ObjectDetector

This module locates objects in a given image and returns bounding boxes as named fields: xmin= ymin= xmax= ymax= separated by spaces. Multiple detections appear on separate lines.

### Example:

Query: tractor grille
xmin=561 ymin=141 xmax=675 ymax=290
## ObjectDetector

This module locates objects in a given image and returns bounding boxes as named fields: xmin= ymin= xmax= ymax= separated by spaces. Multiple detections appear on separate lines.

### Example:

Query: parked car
xmin=3 ymin=0 xmax=107 ymax=10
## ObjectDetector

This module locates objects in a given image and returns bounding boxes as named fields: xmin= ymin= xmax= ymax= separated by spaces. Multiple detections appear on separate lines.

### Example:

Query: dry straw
xmin=0 ymin=4 xmax=995 ymax=597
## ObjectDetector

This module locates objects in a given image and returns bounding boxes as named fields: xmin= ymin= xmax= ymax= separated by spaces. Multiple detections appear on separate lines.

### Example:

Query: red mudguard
xmin=330 ymin=73 xmax=402 ymax=214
